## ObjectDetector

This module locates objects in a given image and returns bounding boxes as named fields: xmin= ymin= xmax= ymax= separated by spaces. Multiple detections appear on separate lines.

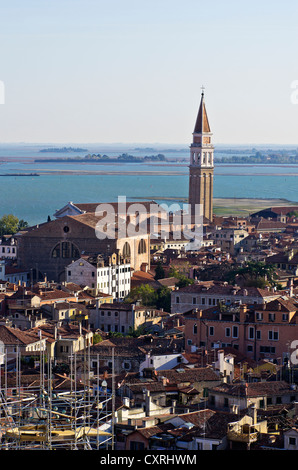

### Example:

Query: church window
xmin=123 ymin=242 xmax=131 ymax=258
xmin=138 ymin=239 xmax=147 ymax=254
xmin=51 ymin=242 xmax=80 ymax=259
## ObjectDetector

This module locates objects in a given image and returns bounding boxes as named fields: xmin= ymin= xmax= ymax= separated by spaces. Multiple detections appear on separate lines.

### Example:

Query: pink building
xmin=184 ymin=297 xmax=298 ymax=365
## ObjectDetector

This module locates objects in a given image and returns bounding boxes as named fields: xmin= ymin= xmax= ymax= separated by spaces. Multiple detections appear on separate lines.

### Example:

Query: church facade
xmin=16 ymin=203 xmax=153 ymax=283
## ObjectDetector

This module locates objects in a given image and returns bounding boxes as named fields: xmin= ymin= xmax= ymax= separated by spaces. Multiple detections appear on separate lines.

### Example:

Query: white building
xmin=0 ymin=260 xmax=29 ymax=284
xmin=0 ymin=236 xmax=17 ymax=260
xmin=140 ymin=352 xmax=187 ymax=373
xmin=66 ymin=253 xmax=131 ymax=300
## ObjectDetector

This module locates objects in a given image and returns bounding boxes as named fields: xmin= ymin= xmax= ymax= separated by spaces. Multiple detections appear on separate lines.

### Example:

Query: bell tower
xmin=188 ymin=88 xmax=214 ymax=222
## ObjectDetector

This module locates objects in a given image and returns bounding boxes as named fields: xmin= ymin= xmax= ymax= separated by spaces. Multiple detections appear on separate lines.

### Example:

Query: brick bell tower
xmin=188 ymin=88 xmax=214 ymax=222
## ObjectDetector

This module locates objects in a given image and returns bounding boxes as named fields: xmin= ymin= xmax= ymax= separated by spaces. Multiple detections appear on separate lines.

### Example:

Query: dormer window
xmin=269 ymin=313 xmax=275 ymax=322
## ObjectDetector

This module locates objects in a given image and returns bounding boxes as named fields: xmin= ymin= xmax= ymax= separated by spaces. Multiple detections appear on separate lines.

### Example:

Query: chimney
xmin=239 ymin=304 xmax=247 ymax=322
xmin=248 ymin=404 xmax=257 ymax=425
xmin=196 ymin=309 xmax=203 ymax=319
xmin=289 ymin=278 xmax=294 ymax=297
xmin=145 ymin=390 xmax=151 ymax=417
xmin=123 ymin=397 xmax=130 ymax=408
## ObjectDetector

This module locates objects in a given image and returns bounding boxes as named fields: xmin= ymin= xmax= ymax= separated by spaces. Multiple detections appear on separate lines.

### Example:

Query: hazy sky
xmin=0 ymin=0 xmax=297 ymax=145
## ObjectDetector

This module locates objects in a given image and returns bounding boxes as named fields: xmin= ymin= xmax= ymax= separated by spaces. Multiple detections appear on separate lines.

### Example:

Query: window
xmin=269 ymin=313 xmax=275 ymax=322
xmin=248 ymin=327 xmax=254 ymax=340
xmin=209 ymin=326 xmax=214 ymax=336
xmin=289 ymin=437 xmax=296 ymax=446
xmin=193 ymin=323 xmax=197 ymax=335
xmin=123 ymin=242 xmax=131 ymax=258
xmin=138 ymin=239 xmax=147 ymax=254
xmin=282 ymin=313 xmax=289 ymax=321
xmin=51 ymin=242 xmax=79 ymax=259
xmin=176 ymin=296 xmax=180 ymax=304
xmin=193 ymin=297 xmax=197 ymax=305
xmin=232 ymin=326 xmax=238 ymax=338
xmin=260 ymin=346 xmax=276 ymax=354
xmin=256 ymin=330 xmax=261 ymax=340
xmin=268 ymin=330 xmax=279 ymax=341
xmin=130 ymin=441 xmax=145 ymax=450
xmin=225 ymin=327 xmax=231 ymax=338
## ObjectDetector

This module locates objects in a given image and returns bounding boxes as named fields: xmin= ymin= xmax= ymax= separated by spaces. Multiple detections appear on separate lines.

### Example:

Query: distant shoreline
xmin=130 ymin=196 xmax=298 ymax=216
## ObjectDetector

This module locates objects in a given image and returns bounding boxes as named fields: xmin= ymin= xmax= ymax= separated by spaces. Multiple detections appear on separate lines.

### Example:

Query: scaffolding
xmin=0 ymin=342 xmax=116 ymax=450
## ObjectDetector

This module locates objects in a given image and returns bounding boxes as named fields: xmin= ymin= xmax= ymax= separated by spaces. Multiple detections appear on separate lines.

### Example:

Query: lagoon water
xmin=0 ymin=144 xmax=297 ymax=225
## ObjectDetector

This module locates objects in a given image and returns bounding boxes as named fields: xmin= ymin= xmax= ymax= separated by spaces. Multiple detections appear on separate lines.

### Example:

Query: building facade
xmin=66 ymin=252 xmax=131 ymax=300
xmin=184 ymin=298 xmax=298 ymax=364
xmin=16 ymin=210 xmax=150 ymax=282
xmin=171 ymin=283 xmax=280 ymax=314
xmin=89 ymin=302 xmax=165 ymax=334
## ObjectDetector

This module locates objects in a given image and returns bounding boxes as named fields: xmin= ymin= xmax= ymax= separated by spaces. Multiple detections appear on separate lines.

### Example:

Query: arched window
xmin=138 ymin=239 xmax=147 ymax=254
xmin=123 ymin=242 xmax=131 ymax=258
xmin=51 ymin=242 xmax=80 ymax=259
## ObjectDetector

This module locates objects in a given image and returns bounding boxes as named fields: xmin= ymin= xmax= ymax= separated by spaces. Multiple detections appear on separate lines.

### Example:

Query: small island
xmin=35 ymin=153 xmax=167 ymax=163
xmin=215 ymin=149 xmax=298 ymax=164
xmin=39 ymin=147 xmax=88 ymax=153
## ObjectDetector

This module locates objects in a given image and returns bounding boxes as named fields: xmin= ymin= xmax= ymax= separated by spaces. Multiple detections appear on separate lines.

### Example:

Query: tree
xmin=154 ymin=261 xmax=165 ymax=280
xmin=168 ymin=265 xmax=194 ymax=288
xmin=155 ymin=286 xmax=171 ymax=312
xmin=0 ymin=214 xmax=29 ymax=236
xmin=124 ymin=284 xmax=157 ymax=306
xmin=176 ymin=275 xmax=194 ymax=288
xmin=0 ymin=214 xmax=20 ymax=236
xmin=17 ymin=219 xmax=29 ymax=231
xmin=230 ymin=261 xmax=277 ymax=287
xmin=93 ymin=333 xmax=103 ymax=344
xmin=124 ymin=284 xmax=171 ymax=312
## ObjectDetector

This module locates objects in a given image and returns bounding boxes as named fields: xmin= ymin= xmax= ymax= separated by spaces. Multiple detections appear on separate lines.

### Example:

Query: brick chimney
xmin=196 ymin=309 xmax=203 ymax=319
xmin=239 ymin=304 xmax=247 ymax=322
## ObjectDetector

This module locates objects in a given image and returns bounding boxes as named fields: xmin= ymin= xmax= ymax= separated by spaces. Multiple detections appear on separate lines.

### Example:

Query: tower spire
xmin=193 ymin=88 xmax=211 ymax=135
